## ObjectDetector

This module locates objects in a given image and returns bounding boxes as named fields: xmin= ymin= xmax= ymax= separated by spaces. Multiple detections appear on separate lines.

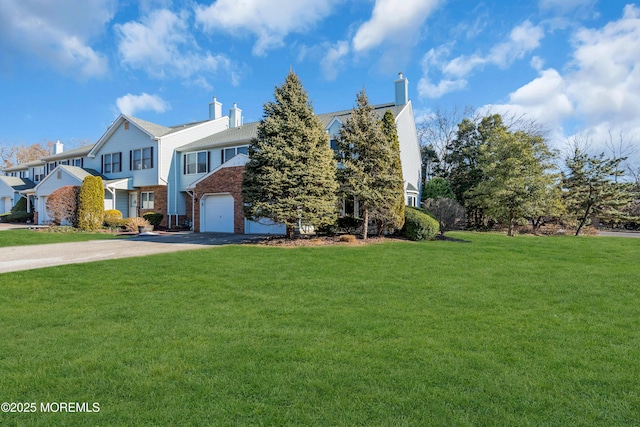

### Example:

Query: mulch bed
xmin=258 ymin=235 xmax=409 ymax=247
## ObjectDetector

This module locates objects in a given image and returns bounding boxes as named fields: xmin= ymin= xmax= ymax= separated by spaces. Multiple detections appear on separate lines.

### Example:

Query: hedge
xmin=402 ymin=207 xmax=439 ymax=241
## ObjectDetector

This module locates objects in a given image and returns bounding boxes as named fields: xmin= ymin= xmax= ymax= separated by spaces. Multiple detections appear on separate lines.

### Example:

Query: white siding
xmin=395 ymin=101 xmax=422 ymax=199
xmin=36 ymin=170 xmax=82 ymax=196
xmin=87 ymin=123 xmax=158 ymax=187
xmin=160 ymin=117 xmax=228 ymax=181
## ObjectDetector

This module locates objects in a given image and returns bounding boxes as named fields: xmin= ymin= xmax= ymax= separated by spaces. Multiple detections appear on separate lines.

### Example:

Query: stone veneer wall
xmin=192 ymin=166 xmax=245 ymax=233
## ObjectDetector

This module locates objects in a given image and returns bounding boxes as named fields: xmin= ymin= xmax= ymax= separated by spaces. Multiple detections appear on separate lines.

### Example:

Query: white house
xmin=6 ymin=74 xmax=422 ymax=230
xmin=177 ymin=73 xmax=422 ymax=233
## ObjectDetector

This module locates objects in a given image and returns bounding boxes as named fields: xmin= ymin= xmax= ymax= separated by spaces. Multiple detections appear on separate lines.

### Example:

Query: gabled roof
xmin=57 ymin=165 xmax=106 ymax=182
xmin=88 ymin=114 xmax=211 ymax=157
xmin=42 ymin=144 xmax=96 ymax=162
xmin=0 ymin=176 xmax=35 ymax=191
xmin=177 ymin=102 xmax=406 ymax=152
xmin=4 ymin=159 xmax=45 ymax=171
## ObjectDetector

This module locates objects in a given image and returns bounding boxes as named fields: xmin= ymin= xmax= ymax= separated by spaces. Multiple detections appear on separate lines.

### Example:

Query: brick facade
xmin=191 ymin=166 xmax=245 ymax=233
xmin=135 ymin=185 xmax=168 ymax=228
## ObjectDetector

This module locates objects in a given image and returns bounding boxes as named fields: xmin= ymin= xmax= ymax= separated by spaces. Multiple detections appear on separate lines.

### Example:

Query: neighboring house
xmin=8 ymin=74 xmax=422 ymax=231
xmin=26 ymin=165 xmax=128 ymax=224
xmin=177 ymin=73 xmax=422 ymax=233
xmin=0 ymin=176 xmax=34 ymax=214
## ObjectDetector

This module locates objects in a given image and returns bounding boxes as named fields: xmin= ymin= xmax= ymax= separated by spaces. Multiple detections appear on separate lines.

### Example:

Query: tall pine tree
xmin=242 ymin=72 xmax=338 ymax=238
xmin=337 ymin=91 xmax=403 ymax=239
xmin=377 ymin=110 xmax=405 ymax=233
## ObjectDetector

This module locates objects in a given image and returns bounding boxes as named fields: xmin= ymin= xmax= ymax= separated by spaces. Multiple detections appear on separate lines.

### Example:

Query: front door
xmin=129 ymin=192 xmax=138 ymax=218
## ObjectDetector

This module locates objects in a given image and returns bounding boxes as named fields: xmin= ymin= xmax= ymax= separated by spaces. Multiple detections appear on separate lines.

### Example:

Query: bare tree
xmin=16 ymin=142 xmax=52 ymax=165
xmin=0 ymin=143 xmax=16 ymax=170
xmin=416 ymin=105 xmax=476 ymax=176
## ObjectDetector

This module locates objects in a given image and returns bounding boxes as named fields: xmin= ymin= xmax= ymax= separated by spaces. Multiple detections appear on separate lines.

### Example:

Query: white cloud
xmin=352 ymin=0 xmax=442 ymax=52
xmin=418 ymin=77 xmax=468 ymax=99
xmin=321 ymin=41 xmax=350 ymax=81
xmin=195 ymin=0 xmax=339 ymax=56
xmin=488 ymin=68 xmax=574 ymax=130
xmin=0 ymin=0 xmax=113 ymax=78
xmin=486 ymin=5 xmax=640 ymax=157
xmin=419 ymin=20 xmax=544 ymax=98
xmin=115 ymin=9 xmax=237 ymax=87
xmin=116 ymin=93 xmax=171 ymax=116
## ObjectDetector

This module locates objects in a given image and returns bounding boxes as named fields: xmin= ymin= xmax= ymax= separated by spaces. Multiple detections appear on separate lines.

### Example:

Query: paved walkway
xmin=0 ymin=232 xmax=267 ymax=274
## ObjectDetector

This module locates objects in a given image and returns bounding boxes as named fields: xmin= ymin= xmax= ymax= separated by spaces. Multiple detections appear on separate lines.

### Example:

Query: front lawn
xmin=1 ymin=232 xmax=639 ymax=425
xmin=0 ymin=228 xmax=119 ymax=247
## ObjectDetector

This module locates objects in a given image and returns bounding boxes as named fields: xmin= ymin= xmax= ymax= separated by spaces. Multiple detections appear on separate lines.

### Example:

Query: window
xmin=407 ymin=194 xmax=417 ymax=207
xmin=141 ymin=192 xmax=154 ymax=209
xmin=330 ymin=139 xmax=338 ymax=152
xmin=184 ymin=151 xmax=208 ymax=174
xmin=73 ymin=158 xmax=83 ymax=167
xmin=103 ymin=152 xmax=122 ymax=174
xmin=130 ymin=147 xmax=153 ymax=170
xmin=33 ymin=167 xmax=45 ymax=182
xmin=60 ymin=160 xmax=69 ymax=166
xmin=221 ymin=145 xmax=248 ymax=163
xmin=46 ymin=162 xmax=57 ymax=174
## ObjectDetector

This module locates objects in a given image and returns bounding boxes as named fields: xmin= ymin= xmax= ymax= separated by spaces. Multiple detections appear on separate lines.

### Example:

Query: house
xmin=8 ymin=74 xmax=422 ymax=231
xmin=177 ymin=73 xmax=422 ymax=233
xmin=0 ymin=175 xmax=34 ymax=214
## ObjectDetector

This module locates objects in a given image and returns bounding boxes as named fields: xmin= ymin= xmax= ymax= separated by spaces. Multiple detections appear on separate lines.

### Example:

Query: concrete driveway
xmin=0 ymin=232 xmax=268 ymax=274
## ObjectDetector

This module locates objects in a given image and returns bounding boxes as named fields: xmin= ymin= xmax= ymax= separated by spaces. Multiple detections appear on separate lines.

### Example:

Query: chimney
xmin=208 ymin=97 xmax=222 ymax=120
xmin=394 ymin=72 xmax=408 ymax=106
xmin=229 ymin=103 xmax=242 ymax=128
xmin=54 ymin=140 xmax=64 ymax=154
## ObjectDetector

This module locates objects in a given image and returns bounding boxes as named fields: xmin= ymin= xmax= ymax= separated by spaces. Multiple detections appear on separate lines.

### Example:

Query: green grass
xmin=0 ymin=229 xmax=119 ymax=247
xmin=1 ymin=232 xmax=639 ymax=425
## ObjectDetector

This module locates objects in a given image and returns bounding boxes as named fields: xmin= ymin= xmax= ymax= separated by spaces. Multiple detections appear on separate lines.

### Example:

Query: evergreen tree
xmin=470 ymin=126 xmax=557 ymax=236
xmin=562 ymin=149 xmax=634 ymax=235
xmin=337 ymin=91 xmax=401 ymax=239
xmin=242 ymin=72 xmax=338 ymax=239
xmin=77 ymin=176 xmax=104 ymax=231
xmin=376 ymin=110 xmax=405 ymax=233
xmin=422 ymin=177 xmax=455 ymax=200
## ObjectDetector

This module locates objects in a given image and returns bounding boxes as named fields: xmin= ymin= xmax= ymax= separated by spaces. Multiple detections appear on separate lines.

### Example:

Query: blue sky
xmin=1 ymin=0 xmax=638 ymax=163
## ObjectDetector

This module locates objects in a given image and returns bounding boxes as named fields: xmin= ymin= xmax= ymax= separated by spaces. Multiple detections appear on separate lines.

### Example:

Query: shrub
xmin=338 ymin=216 xmax=363 ymax=235
xmin=104 ymin=210 xmax=125 ymax=229
xmin=46 ymin=185 xmax=80 ymax=226
xmin=77 ymin=176 xmax=104 ymax=231
xmin=143 ymin=212 xmax=163 ymax=230
xmin=339 ymin=234 xmax=357 ymax=243
xmin=0 ymin=197 xmax=34 ymax=223
xmin=104 ymin=209 xmax=123 ymax=220
xmin=0 ymin=210 xmax=34 ymax=223
xmin=402 ymin=207 xmax=439 ymax=241
xmin=124 ymin=217 xmax=151 ymax=233
xmin=423 ymin=197 xmax=465 ymax=236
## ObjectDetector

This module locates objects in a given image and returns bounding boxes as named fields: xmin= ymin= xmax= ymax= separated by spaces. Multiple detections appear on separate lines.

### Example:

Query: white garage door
xmin=201 ymin=194 xmax=234 ymax=232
